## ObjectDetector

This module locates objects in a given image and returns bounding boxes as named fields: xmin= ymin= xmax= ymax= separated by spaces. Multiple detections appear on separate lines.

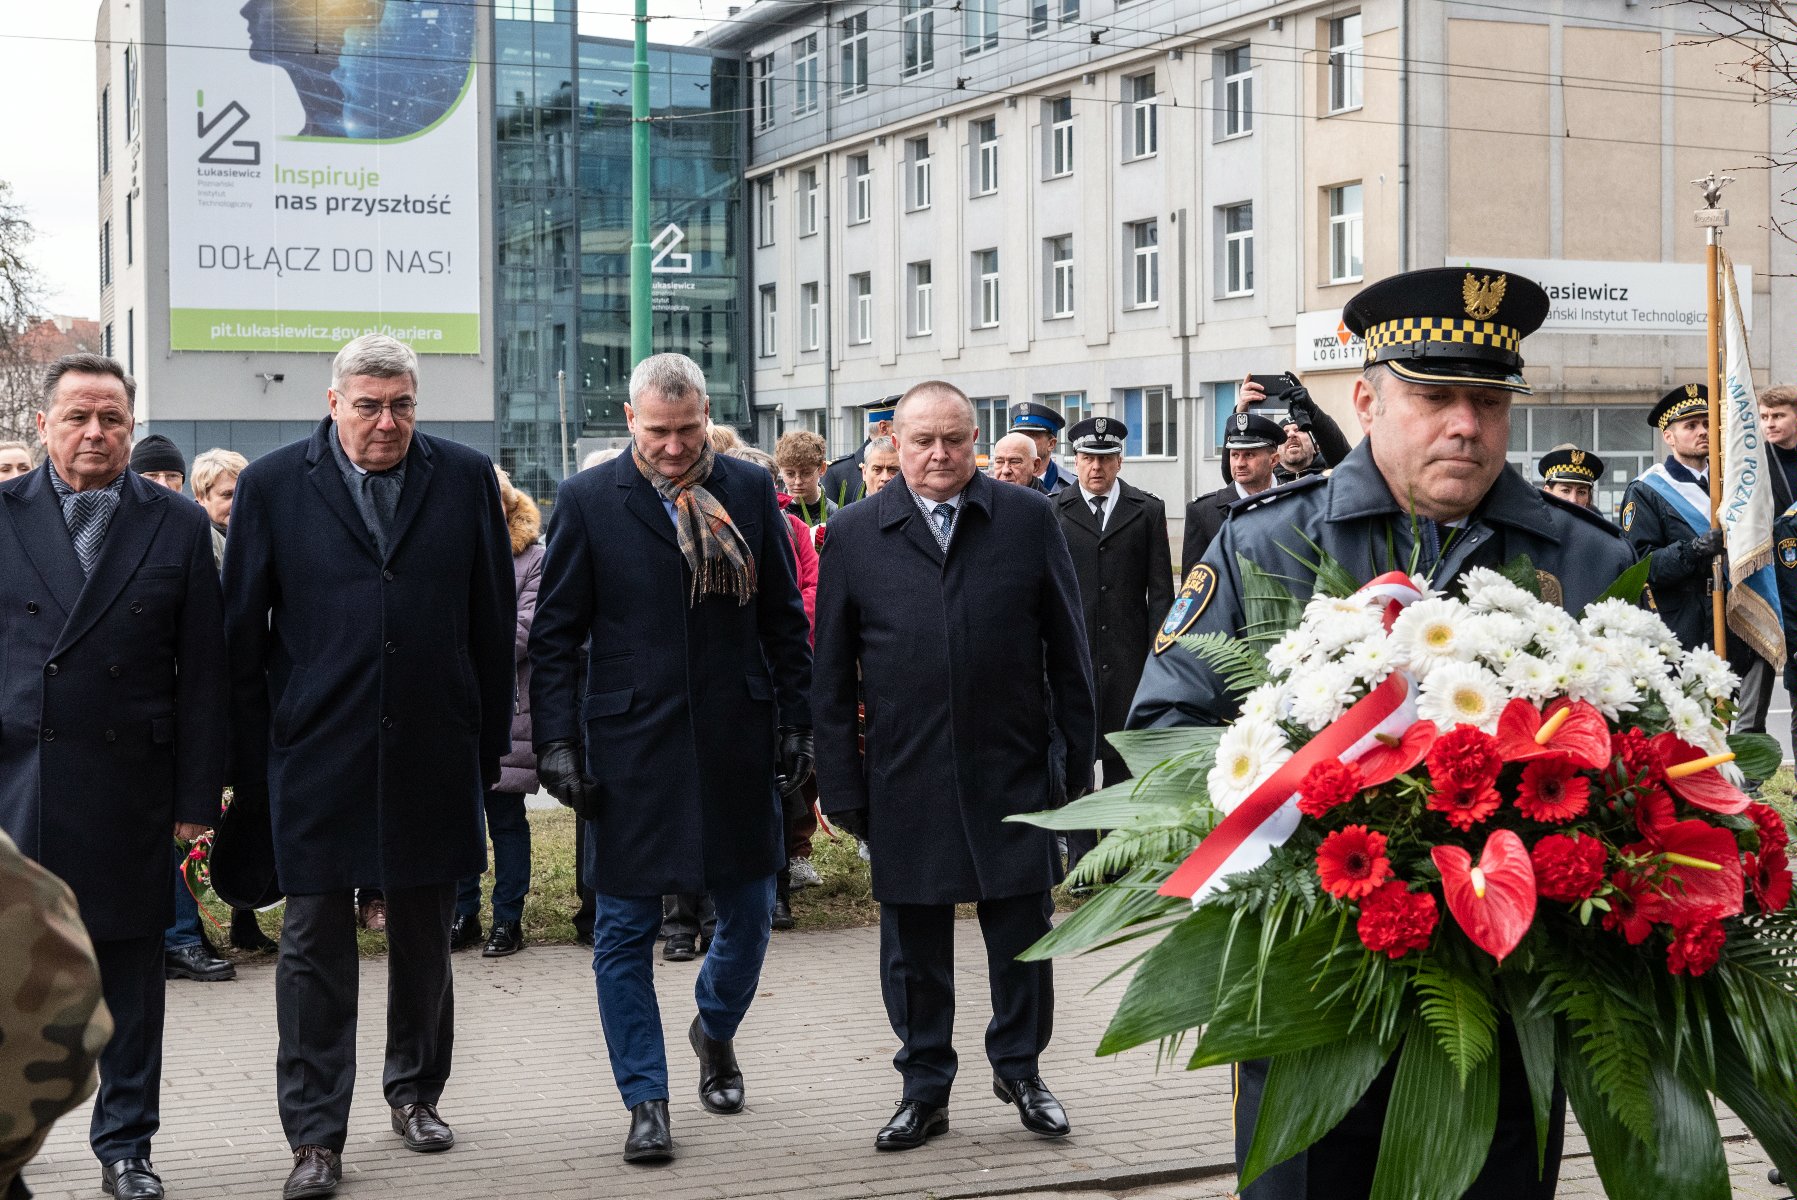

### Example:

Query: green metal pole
xmin=629 ymin=0 xmax=652 ymax=367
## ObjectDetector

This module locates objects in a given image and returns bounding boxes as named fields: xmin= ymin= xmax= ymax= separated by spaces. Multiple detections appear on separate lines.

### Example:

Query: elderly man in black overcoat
xmin=529 ymin=352 xmax=813 ymax=1165
xmin=0 ymin=353 xmax=228 ymax=1200
xmin=813 ymin=380 xmax=1096 ymax=1152
xmin=222 ymin=334 xmax=514 ymax=1200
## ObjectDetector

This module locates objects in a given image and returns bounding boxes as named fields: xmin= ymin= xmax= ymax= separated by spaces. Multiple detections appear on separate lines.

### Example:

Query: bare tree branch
xmin=0 ymin=180 xmax=45 ymax=443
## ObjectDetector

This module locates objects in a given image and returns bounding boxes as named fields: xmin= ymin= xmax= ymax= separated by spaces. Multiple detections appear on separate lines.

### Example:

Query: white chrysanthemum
xmin=1288 ymin=665 xmax=1362 ymax=731
xmin=1237 ymin=682 xmax=1289 ymax=725
xmin=1500 ymin=652 xmax=1558 ymax=701
xmin=1389 ymin=597 xmax=1474 ymax=675
xmin=1665 ymin=692 xmax=1717 ymax=748
xmin=1340 ymin=639 xmax=1401 ymax=685
xmin=1207 ymin=719 xmax=1294 ymax=813
xmin=1415 ymin=660 xmax=1508 ymax=732
xmin=1303 ymin=593 xmax=1382 ymax=624
xmin=1679 ymin=646 xmax=1740 ymax=703
xmin=1265 ymin=629 xmax=1316 ymax=677
xmin=1582 ymin=598 xmax=1674 ymax=648
xmin=1463 ymin=613 xmax=1533 ymax=665
xmin=1590 ymin=672 xmax=1641 ymax=721
xmin=1460 ymin=567 xmax=1537 ymax=614
xmin=1528 ymin=606 xmax=1580 ymax=655
xmin=1312 ymin=609 xmax=1387 ymax=656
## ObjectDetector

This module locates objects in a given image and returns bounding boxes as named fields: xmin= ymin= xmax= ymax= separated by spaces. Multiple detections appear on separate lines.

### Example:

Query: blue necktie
xmin=933 ymin=503 xmax=954 ymax=547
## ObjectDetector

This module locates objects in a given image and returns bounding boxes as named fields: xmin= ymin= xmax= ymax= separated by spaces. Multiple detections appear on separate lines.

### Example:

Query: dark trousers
xmin=573 ymin=818 xmax=595 ymax=941
xmin=275 ymin=884 xmax=456 ymax=1152
xmin=661 ymin=892 xmax=717 ymax=941
xmin=454 ymin=791 xmax=531 ymax=924
xmin=90 ymin=936 xmax=166 ymax=1164
xmin=879 ymin=891 xmax=1055 ymax=1107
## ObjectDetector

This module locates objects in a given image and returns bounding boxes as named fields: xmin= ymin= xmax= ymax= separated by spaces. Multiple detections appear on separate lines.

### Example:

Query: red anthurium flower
xmin=1514 ymin=757 xmax=1592 ymax=824
xmin=1648 ymin=734 xmax=1749 ymax=815
xmin=1431 ymin=830 xmax=1538 ymax=962
xmin=1621 ymin=818 xmax=1745 ymax=920
xmin=1495 ymin=698 xmax=1611 ymax=772
xmin=1316 ymin=825 xmax=1394 ymax=900
xmin=1746 ymin=849 xmax=1793 ymax=914
xmin=1354 ymin=720 xmax=1438 ymax=788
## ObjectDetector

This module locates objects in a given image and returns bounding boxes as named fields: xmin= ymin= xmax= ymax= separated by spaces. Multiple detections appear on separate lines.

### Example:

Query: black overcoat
xmin=222 ymin=419 xmax=515 ymax=894
xmin=528 ymin=453 xmax=813 ymax=897
xmin=812 ymin=472 xmax=1097 ymax=905
xmin=0 ymin=465 xmax=228 ymax=940
xmin=1055 ymin=480 xmax=1173 ymax=773
xmin=1181 ymin=484 xmax=1240 ymax=579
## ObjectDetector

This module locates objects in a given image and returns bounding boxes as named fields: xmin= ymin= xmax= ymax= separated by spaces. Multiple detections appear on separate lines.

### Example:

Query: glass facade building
xmin=494 ymin=5 xmax=747 ymax=499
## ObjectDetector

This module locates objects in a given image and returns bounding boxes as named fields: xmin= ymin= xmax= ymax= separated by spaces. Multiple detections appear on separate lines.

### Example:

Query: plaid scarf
xmin=634 ymin=442 xmax=757 ymax=606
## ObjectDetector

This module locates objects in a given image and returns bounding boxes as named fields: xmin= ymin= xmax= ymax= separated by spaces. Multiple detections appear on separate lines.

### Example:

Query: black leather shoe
xmin=688 ymin=1014 xmax=745 ymax=1113
xmin=282 ymin=1146 xmax=341 ymax=1199
xmin=100 ymin=1157 xmax=163 ymax=1199
xmin=993 ymin=1074 xmax=1071 ymax=1137
xmin=448 ymin=913 xmax=482 ymax=951
xmin=229 ymin=909 xmax=278 ymax=952
xmin=390 ymin=1102 xmax=455 ymax=1152
xmin=875 ymin=1100 xmax=949 ymax=1150
xmin=482 ymin=920 xmax=523 ymax=957
xmin=623 ymin=1099 xmax=675 ymax=1163
xmin=164 ymin=943 xmax=236 ymax=982
xmin=663 ymin=933 xmax=697 ymax=962
xmin=771 ymin=895 xmax=794 ymax=930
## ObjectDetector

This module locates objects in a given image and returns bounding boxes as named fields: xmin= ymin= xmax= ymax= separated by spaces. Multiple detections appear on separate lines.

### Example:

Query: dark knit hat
xmin=130 ymin=434 xmax=186 ymax=477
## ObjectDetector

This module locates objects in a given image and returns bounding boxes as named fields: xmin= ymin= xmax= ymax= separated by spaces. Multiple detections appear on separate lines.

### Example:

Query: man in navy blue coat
xmin=530 ymin=352 xmax=813 ymax=1164
xmin=813 ymin=381 xmax=1096 ymax=1152
xmin=0 ymin=354 xmax=228 ymax=1200
xmin=222 ymin=334 xmax=514 ymax=1200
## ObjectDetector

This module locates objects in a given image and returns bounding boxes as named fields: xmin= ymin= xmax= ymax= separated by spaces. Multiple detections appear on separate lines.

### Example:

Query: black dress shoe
xmin=993 ymin=1074 xmax=1071 ymax=1137
xmin=770 ymin=895 xmax=794 ymax=930
xmin=688 ymin=1014 xmax=745 ymax=1113
xmin=448 ymin=913 xmax=482 ymax=951
xmin=663 ymin=933 xmax=697 ymax=962
xmin=229 ymin=909 xmax=279 ymax=952
xmin=623 ymin=1099 xmax=675 ymax=1163
xmin=282 ymin=1146 xmax=341 ymax=1199
xmin=875 ymin=1099 xmax=949 ymax=1151
xmin=164 ymin=943 xmax=236 ymax=982
xmin=100 ymin=1157 xmax=163 ymax=1200
xmin=482 ymin=920 xmax=523 ymax=957
xmin=390 ymin=1102 xmax=455 ymax=1152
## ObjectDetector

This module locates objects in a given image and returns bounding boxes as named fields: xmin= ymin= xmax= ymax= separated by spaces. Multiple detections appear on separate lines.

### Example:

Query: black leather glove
xmin=778 ymin=727 xmax=815 ymax=795
xmin=1282 ymin=378 xmax=1316 ymax=427
xmin=831 ymin=808 xmax=869 ymax=842
xmin=537 ymin=739 xmax=599 ymax=821
xmin=1690 ymin=528 xmax=1727 ymax=560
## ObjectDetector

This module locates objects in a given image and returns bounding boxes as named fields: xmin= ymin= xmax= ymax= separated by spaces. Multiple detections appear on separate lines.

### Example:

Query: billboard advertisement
xmin=1446 ymin=258 xmax=1753 ymax=335
xmin=165 ymin=1 xmax=480 ymax=353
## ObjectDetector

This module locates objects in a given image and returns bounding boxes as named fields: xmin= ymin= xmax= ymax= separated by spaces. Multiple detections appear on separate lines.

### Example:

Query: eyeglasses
xmin=349 ymin=399 xmax=418 ymax=421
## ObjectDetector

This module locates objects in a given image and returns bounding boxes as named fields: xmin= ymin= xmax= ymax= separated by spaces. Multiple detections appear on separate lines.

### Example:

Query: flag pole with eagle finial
xmin=1696 ymin=171 xmax=1732 ymax=652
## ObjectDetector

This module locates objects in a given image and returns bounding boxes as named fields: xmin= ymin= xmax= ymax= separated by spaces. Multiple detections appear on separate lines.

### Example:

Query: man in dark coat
xmin=813 ymin=381 xmax=1096 ymax=1153
xmin=1182 ymin=412 xmax=1285 ymax=577
xmin=529 ymin=352 xmax=813 ymax=1165
xmin=1053 ymin=417 xmax=1173 ymax=870
xmin=0 ymin=353 xmax=229 ymax=1200
xmin=222 ymin=334 xmax=514 ymax=1200
xmin=821 ymin=394 xmax=900 ymax=506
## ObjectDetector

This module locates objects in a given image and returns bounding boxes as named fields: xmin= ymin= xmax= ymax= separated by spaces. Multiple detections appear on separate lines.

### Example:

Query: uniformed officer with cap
xmin=1009 ymin=402 xmax=1070 ymax=495
xmin=1182 ymin=412 xmax=1285 ymax=577
xmin=1130 ymin=265 xmax=1636 ymax=1200
xmin=1536 ymin=444 xmax=1605 ymax=511
xmin=821 ymin=395 xmax=901 ymax=505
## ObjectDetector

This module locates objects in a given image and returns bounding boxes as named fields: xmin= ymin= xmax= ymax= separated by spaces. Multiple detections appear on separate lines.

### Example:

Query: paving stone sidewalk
xmin=23 ymin=923 xmax=1783 ymax=1200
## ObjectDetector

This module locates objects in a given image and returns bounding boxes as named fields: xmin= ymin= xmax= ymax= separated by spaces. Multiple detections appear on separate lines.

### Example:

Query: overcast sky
xmin=0 ymin=1 xmax=719 ymax=319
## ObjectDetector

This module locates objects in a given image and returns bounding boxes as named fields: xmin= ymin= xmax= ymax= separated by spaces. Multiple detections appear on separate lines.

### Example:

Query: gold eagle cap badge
xmin=1570 ymin=449 xmax=1585 ymax=466
xmin=1462 ymin=273 xmax=1507 ymax=321
xmin=1686 ymin=383 xmax=1701 ymax=400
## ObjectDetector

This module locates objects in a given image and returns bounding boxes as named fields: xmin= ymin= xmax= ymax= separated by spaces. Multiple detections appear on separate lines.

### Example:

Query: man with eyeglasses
xmin=221 ymin=333 xmax=515 ymax=1200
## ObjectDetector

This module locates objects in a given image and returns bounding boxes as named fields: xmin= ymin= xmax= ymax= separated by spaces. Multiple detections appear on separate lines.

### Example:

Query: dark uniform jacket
xmin=822 ymin=441 xmax=870 ymax=507
xmin=223 ymin=419 xmax=515 ymax=894
xmin=1055 ymin=481 xmax=1173 ymax=773
xmin=1182 ymin=483 xmax=1248 ymax=579
xmin=1620 ymin=457 xmax=1752 ymax=666
xmin=0 ymin=465 xmax=228 ymax=940
xmin=530 ymin=453 xmax=813 ymax=897
xmin=812 ymin=472 xmax=1096 ymax=905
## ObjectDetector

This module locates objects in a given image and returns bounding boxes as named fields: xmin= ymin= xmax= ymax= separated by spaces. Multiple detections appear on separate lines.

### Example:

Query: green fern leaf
xmin=1173 ymin=631 xmax=1271 ymax=696
xmin=1412 ymin=961 xmax=1498 ymax=1085
xmin=1065 ymin=825 xmax=1201 ymax=889
xmin=1548 ymin=971 xmax=1660 ymax=1144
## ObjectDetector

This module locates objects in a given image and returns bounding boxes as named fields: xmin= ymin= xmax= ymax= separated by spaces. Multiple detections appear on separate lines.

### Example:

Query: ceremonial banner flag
xmin=1717 ymin=247 xmax=1786 ymax=666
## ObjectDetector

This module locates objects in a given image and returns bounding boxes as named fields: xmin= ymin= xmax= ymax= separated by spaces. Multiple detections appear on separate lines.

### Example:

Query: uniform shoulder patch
xmin=1621 ymin=501 xmax=1636 ymax=532
xmin=1780 ymin=537 xmax=1797 ymax=570
xmin=1228 ymin=473 xmax=1327 ymax=516
xmin=1154 ymin=564 xmax=1218 ymax=656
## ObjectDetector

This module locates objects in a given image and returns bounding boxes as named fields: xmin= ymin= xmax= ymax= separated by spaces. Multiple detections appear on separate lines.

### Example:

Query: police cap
xmin=1009 ymin=401 xmax=1066 ymax=435
xmin=859 ymin=394 xmax=902 ymax=424
xmin=1069 ymin=416 xmax=1126 ymax=456
xmin=1222 ymin=412 xmax=1285 ymax=450
xmin=1537 ymin=445 xmax=1604 ymax=485
xmin=1343 ymin=266 xmax=1550 ymax=394
xmin=1648 ymin=384 xmax=1708 ymax=430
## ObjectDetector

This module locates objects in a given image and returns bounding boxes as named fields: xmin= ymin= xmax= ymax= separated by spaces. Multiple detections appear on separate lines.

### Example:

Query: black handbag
xmin=208 ymin=787 xmax=283 ymax=910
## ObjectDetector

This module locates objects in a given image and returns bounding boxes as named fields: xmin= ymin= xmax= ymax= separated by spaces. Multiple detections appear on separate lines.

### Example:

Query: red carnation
xmin=1666 ymin=909 xmax=1727 ymax=976
xmin=1427 ymin=783 xmax=1503 ymax=831
xmin=1514 ymin=758 xmax=1592 ymax=824
xmin=1426 ymin=725 xmax=1503 ymax=791
xmin=1316 ymin=825 xmax=1393 ymax=899
xmin=1608 ymin=727 xmax=1664 ymax=791
xmin=1297 ymin=760 xmax=1365 ymax=819
xmin=1748 ymin=803 xmax=1791 ymax=856
xmin=1601 ymin=869 xmax=1661 ymax=944
xmin=1530 ymin=833 xmax=1608 ymax=903
xmin=1355 ymin=880 xmax=1439 ymax=959
xmin=1747 ymin=849 xmax=1794 ymax=914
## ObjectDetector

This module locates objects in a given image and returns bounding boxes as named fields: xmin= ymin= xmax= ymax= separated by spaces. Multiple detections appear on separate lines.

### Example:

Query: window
xmin=1127 ymin=73 xmax=1158 ymax=159
xmin=103 ymin=322 xmax=113 ymax=358
xmin=753 ymin=55 xmax=776 ymax=131
xmin=799 ymin=167 xmax=819 ymax=236
xmin=850 ymin=154 xmax=871 ymax=223
xmin=850 ymin=273 xmax=873 ymax=344
xmin=840 ymin=13 xmax=869 ymax=97
xmin=125 ymin=195 xmax=134 ymax=267
xmin=908 ymin=137 xmax=933 ymax=209
xmin=1327 ymin=183 xmax=1364 ymax=283
xmin=974 ymin=397 xmax=1010 ymax=452
xmin=1047 ymin=97 xmax=1073 ymax=177
xmin=1222 ymin=203 xmax=1253 ymax=296
xmin=973 ymin=118 xmax=999 ymax=196
xmin=1047 ymin=235 xmax=1074 ymax=319
xmin=1328 ymin=14 xmax=1364 ymax=113
xmin=974 ymin=249 xmax=1000 ymax=327
xmin=964 ymin=0 xmax=998 ymax=56
xmin=792 ymin=35 xmax=819 ymax=115
xmin=1129 ymin=220 xmax=1159 ymax=308
xmin=125 ymin=309 xmax=134 ymax=375
xmin=910 ymin=261 xmax=933 ymax=335
xmin=1042 ymin=392 xmax=1088 ymax=452
xmin=756 ymin=178 xmax=776 ymax=247
xmin=1222 ymin=45 xmax=1253 ymax=136
xmin=124 ymin=45 xmax=138 ymax=143
xmin=801 ymin=282 xmax=820 ymax=351
xmin=99 ymin=86 xmax=111 ymax=177
xmin=1122 ymin=386 xmax=1176 ymax=457
xmin=99 ymin=220 xmax=112 ymax=289
xmin=1029 ymin=0 xmax=1049 ymax=34
xmin=902 ymin=0 xmax=935 ymax=76
xmin=759 ymin=286 xmax=778 ymax=356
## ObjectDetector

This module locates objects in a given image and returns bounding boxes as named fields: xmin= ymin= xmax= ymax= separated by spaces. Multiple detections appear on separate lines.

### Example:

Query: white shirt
xmin=1079 ymin=485 xmax=1115 ymax=531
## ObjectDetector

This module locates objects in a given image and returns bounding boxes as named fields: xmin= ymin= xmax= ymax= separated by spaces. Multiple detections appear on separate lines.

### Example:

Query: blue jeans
xmin=455 ymin=791 xmax=531 ymax=924
xmin=163 ymin=841 xmax=202 ymax=951
xmin=591 ymin=873 xmax=776 ymax=1108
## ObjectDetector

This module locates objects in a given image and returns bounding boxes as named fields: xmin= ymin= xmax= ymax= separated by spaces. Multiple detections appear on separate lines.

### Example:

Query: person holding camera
xmin=1220 ymin=372 xmax=1350 ymax=487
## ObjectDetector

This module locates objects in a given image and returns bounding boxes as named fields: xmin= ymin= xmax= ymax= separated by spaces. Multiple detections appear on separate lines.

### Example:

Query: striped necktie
xmin=932 ymin=502 xmax=954 ymax=549
xmin=67 ymin=491 xmax=106 ymax=575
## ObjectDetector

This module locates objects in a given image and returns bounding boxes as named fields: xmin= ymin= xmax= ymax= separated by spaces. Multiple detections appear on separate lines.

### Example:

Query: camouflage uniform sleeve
xmin=0 ymin=831 xmax=112 ymax=1194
